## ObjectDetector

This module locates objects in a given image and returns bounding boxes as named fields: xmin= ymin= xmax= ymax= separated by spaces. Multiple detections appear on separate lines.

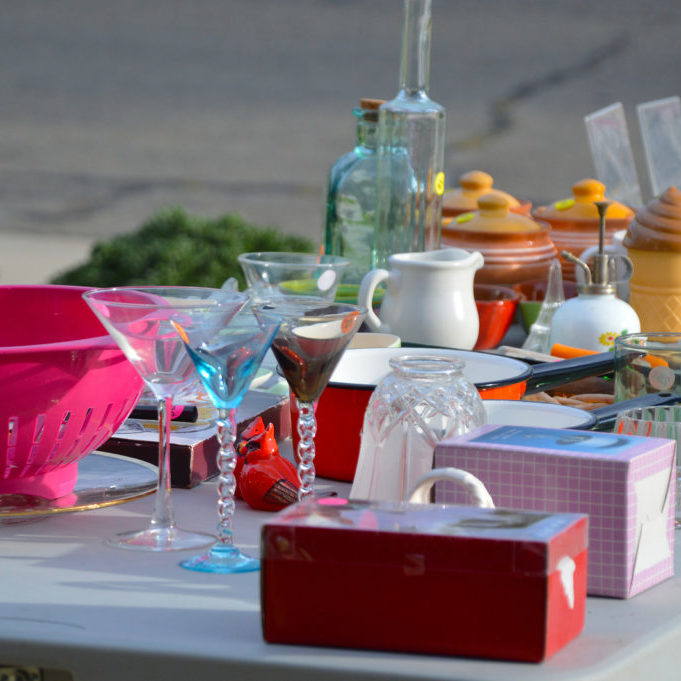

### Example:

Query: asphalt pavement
xmin=1 ymin=0 xmax=680 ymax=283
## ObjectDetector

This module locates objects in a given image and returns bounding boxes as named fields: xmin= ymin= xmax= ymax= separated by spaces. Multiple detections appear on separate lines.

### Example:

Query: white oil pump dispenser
xmin=549 ymin=201 xmax=640 ymax=352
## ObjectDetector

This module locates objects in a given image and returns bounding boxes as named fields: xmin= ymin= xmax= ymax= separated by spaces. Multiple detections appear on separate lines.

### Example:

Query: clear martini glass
xmin=82 ymin=286 xmax=247 ymax=551
xmin=174 ymin=308 xmax=281 ymax=573
xmin=254 ymin=297 xmax=365 ymax=500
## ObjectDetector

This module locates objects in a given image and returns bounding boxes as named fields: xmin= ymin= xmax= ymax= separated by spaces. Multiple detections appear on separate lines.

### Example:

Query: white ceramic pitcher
xmin=358 ymin=248 xmax=484 ymax=349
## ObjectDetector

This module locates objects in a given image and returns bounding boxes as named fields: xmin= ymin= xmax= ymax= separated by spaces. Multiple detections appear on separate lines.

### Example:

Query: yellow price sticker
xmin=456 ymin=212 xmax=475 ymax=223
xmin=434 ymin=171 xmax=446 ymax=196
xmin=555 ymin=198 xmax=575 ymax=211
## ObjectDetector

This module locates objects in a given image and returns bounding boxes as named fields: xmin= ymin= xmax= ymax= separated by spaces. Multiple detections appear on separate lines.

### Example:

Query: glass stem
xmin=215 ymin=407 xmax=237 ymax=548
xmin=295 ymin=399 xmax=317 ymax=501
xmin=150 ymin=396 xmax=176 ymax=531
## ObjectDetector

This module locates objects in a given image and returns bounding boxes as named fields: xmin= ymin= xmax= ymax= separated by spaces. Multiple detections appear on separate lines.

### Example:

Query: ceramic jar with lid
xmin=532 ymin=178 xmax=634 ymax=281
xmin=441 ymin=193 xmax=558 ymax=287
xmin=442 ymin=170 xmax=531 ymax=220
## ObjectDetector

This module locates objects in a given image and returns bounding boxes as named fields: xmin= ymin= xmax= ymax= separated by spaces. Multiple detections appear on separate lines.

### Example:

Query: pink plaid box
xmin=434 ymin=425 xmax=676 ymax=598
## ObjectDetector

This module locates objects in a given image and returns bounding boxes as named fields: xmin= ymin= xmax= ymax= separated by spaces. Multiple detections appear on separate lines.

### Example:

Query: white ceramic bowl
xmin=483 ymin=399 xmax=596 ymax=429
xmin=348 ymin=332 xmax=401 ymax=350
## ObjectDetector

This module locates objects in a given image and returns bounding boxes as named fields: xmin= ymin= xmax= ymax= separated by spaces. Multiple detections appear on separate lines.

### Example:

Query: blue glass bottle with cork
xmin=324 ymin=98 xmax=384 ymax=288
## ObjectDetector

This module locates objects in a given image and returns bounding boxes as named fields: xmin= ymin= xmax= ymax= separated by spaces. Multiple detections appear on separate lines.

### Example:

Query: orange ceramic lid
xmin=443 ymin=170 xmax=521 ymax=213
xmin=452 ymin=194 xmax=540 ymax=233
xmin=624 ymin=186 xmax=681 ymax=252
xmin=535 ymin=178 xmax=634 ymax=221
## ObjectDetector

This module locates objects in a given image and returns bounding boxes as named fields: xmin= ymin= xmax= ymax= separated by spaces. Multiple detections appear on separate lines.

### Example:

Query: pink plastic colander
xmin=0 ymin=285 xmax=144 ymax=498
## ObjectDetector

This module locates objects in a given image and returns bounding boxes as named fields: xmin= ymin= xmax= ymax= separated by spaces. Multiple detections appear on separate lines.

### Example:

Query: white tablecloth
xmin=1 ymin=451 xmax=680 ymax=681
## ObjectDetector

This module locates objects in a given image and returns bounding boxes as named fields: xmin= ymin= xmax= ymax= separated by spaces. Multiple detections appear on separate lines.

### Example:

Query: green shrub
xmin=50 ymin=208 xmax=317 ymax=289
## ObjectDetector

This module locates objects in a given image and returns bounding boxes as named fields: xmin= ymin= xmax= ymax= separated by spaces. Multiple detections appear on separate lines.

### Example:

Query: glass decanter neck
xmin=399 ymin=0 xmax=432 ymax=96
xmin=353 ymin=107 xmax=379 ymax=151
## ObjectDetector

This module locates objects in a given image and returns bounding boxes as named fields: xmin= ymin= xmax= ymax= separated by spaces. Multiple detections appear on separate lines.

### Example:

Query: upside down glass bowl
xmin=0 ymin=285 xmax=144 ymax=499
xmin=238 ymin=252 xmax=349 ymax=302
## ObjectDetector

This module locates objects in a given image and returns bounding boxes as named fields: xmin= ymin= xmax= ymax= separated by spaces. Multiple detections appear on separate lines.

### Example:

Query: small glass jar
xmin=350 ymin=355 xmax=485 ymax=503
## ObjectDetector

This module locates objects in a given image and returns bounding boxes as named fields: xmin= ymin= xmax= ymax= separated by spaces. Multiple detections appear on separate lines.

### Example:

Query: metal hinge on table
xmin=0 ymin=667 xmax=73 ymax=681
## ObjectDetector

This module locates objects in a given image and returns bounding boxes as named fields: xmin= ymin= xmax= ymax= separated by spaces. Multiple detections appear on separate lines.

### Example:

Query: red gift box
xmin=261 ymin=498 xmax=588 ymax=662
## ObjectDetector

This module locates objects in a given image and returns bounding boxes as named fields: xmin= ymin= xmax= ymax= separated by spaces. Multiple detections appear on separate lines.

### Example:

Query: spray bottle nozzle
xmin=593 ymin=201 xmax=613 ymax=287
xmin=561 ymin=250 xmax=592 ymax=285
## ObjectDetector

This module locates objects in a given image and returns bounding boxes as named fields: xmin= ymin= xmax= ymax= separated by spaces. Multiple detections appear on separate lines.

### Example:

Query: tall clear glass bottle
xmin=373 ymin=0 xmax=446 ymax=270
xmin=324 ymin=98 xmax=383 ymax=286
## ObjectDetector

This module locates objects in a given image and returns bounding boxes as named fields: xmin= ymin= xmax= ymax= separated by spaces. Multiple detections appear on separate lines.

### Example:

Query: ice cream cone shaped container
xmin=625 ymin=186 xmax=681 ymax=332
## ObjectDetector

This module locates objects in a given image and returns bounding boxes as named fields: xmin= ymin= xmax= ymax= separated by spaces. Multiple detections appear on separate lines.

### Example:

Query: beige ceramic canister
xmin=533 ymin=178 xmax=634 ymax=282
xmin=441 ymin=193 xmax=557 ymax=287
xmin=625 ymin=186 xmax=681 ymax=332
xmin=442 ymin=170 xmax=531 ymax=222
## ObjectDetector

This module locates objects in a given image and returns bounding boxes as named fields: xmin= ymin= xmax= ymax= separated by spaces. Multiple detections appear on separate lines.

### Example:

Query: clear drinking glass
xmin=238 ymin=252 xmax=349 ymax=302
xmin=614 ymin=405 xmax=681 ymax=527
xmin=350 ymin=355 xmax=486 ymax=503
xmin=254 ymin=297 xmax=365 ymax=500
xmin=174 ymin=308 xmax=281 ymax=573
xmin=614 ymin=332 xmax=681 ymax=401
xmin=83 ymin=286 xmax=247 ymax=551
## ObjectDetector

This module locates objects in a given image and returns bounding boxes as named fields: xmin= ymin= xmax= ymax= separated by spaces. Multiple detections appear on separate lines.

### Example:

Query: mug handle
xmin=408 ymin=467 xmax=495 ymax=508
xmin=358 ymin=268 xmax=389 ymax=332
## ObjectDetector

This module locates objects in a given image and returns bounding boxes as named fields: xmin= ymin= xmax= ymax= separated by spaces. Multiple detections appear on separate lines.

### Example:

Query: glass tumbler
xmin=350 ymin=355 xmax=486 ymax=503
xmin=614 ymin=332 xmax=681 ymax=402
xmin=615 ymin=405 xmax=681 ymax=527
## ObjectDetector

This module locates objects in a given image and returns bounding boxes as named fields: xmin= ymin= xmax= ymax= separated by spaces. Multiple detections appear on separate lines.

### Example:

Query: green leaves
xmin=51 ymin=208 xmax=316 ymax=289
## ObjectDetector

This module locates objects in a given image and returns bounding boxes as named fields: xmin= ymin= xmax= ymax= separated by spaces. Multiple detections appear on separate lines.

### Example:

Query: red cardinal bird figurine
xmin=235 ymin=416 xmax=266 ymax=499
xmin=235 ymin=417 xmax=300 ymax=511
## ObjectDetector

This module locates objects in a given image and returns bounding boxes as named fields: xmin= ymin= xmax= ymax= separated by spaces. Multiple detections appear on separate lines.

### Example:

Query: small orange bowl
xmin=474 ymin=284 xmax=521 ymax=350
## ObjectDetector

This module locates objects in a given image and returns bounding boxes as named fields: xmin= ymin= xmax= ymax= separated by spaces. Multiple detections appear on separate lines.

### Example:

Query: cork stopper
xmin=360 ymin=98 xmax=385 ymax=110
xmin=356 ymin=98 xmax=386 ymax=122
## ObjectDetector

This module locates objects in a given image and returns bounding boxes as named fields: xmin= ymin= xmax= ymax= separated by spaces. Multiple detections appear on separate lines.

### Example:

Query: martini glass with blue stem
xmin=175 ymin=307 xmax=281 ymax=573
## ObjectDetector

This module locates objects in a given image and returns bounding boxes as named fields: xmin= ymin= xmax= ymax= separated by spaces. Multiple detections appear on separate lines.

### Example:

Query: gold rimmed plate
xmin=0 ymin=451 xmax=157 ymax=522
